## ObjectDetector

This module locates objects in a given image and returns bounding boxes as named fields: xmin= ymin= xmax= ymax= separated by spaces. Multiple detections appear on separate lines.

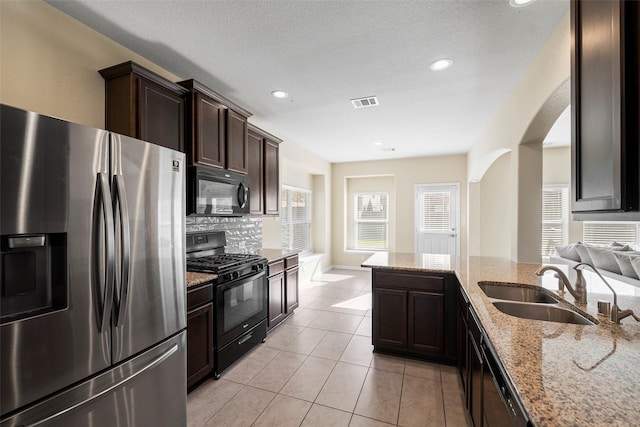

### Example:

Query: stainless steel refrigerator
xmin=0 ymin=105 xmax=187 ymax=426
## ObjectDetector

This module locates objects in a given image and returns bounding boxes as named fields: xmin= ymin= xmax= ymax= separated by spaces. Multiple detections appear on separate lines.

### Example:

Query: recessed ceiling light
xmin=430 ymin=58 xmax=453 ymax=71
xmin=509 ymin=0 xmax=535 ymax=7
xmin=271 ymin=90 xmax=289 ymax=99
xmin=373 ymin=142 xmax=383 ymax=146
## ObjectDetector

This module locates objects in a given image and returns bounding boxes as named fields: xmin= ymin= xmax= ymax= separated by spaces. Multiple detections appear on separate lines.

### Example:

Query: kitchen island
xmin=362 ymin=252 xmax=640 ymax=427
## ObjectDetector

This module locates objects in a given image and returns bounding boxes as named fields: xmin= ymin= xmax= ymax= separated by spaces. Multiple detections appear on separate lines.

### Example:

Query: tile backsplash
xmin=186 ymin=216 xmax=263 ymax=254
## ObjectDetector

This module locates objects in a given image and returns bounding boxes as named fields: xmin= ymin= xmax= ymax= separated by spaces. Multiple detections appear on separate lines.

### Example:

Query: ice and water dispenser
xmin=1 ymin=233 xmax=67 ymax=322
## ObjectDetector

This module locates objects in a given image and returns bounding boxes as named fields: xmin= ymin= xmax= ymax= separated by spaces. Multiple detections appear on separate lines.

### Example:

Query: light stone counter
xmin=362 ymin=252 xmax=640 ymax=427
xmin=186 ymin=271 xmax=217 ymax=288
xmin=260 ymin=248 xmax=299 ymax=263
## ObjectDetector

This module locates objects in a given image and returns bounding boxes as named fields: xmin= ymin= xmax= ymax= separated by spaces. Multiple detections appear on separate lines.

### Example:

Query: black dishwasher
xmin=481 ymin=337 xmax=530 ymax=427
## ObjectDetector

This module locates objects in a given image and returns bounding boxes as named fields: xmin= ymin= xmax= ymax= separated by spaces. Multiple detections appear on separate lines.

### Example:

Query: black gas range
xmin=186 ymin=232 xmax=268 ymax=378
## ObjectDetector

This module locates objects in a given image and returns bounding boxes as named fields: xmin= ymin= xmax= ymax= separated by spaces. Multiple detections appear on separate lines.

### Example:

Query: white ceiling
xmin=48 ymin=0 xmax=569 ymax=163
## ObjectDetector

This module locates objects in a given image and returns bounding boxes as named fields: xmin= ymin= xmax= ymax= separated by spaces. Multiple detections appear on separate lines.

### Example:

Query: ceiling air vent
xmin=351 ymin=96 xmax=379 ymax=109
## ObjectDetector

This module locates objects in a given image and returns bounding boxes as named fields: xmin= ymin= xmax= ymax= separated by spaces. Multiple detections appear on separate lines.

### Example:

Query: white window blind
xmin=542 ymin=186 xmax=569 ymax=256
xmin=354 ymin=192 xmax=388 ymax=250
xmin=421 ymin=191 xmax=451 ymax=232
xmin=582 ymin=222 xmax=640 ymax=247
xmin=281 ymin=186 xmax=311 ymax=253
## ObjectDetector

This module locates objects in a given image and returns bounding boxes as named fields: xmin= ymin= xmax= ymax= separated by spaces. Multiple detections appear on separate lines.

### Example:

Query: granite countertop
xmin=186 ymin=271 xmax=217 ymax=288
xmin=362 ymin=252 xmax=640 ymax=427
xmin=261 ymin=248 xmax=299 ymax=263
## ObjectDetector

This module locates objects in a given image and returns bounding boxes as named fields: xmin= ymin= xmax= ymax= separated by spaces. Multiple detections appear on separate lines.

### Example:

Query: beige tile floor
xmin=187 ymin=269 xmax=472 ymax=427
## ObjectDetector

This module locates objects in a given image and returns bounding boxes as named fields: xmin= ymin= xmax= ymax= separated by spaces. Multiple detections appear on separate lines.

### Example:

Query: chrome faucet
xmin=574 ymin=262 xmax=640 ymax=324
xmin=534 ymin=265 xmax=588 ymax=304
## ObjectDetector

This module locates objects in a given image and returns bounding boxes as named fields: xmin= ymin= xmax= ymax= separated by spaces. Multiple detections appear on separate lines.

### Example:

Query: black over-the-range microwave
xmin=187 ymin=166 xmax=250 ymax=216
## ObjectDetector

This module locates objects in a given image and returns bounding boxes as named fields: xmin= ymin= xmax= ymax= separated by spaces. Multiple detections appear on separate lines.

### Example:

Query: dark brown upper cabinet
xmin=264 ymin=138 xmax=281 ymax=216
xmin=247 ymin=124 xmax=282 ymax=216
xmin=247 ymin=128 xmax=264 ymax=215
xmin=178 ymin=79 xmax=252 ymax=174
xmin=99 ymin=61 xmax=187 ymax=152
xmin=571 ymin=0 xmax=640 ymax=220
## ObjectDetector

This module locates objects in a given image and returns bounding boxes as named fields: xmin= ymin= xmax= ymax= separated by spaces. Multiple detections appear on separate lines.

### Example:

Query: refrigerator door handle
xmin=113 ymin=175 xmax=131 ymax=327
xmin=24 ymin=344 xmax=179 ymax=427
xmin=93 ymin=173 xmax=115 ymax=333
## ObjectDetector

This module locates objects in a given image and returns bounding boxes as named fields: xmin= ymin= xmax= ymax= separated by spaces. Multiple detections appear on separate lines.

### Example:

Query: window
xmin=354 ymin=192 xmax=388 ymax=250
xmin=281 ymin=186 xmax=311 ymax=253
xmin=582 ymin=222 xmax=640 ymax=247
xmin=420 ymin=190 xmax=451 ymax=233
xmin=542 ymin=185 xmax=569 ymax=256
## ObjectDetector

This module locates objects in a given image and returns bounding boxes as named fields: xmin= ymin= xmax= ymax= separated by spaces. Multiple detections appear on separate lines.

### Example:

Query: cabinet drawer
xmin=374 ymin=271 xmax=444 ymax=293
xmin=187 ymin=283 xmax=213 ymax=311
xmin=285 ymin=255 xmax=298 ymax=269
xmin=268 ymin=260 xmax=285 ymax=276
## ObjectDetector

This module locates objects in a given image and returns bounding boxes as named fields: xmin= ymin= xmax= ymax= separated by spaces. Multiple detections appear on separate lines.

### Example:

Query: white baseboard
xmin=326 ymin=265 xmax=371 ymax=272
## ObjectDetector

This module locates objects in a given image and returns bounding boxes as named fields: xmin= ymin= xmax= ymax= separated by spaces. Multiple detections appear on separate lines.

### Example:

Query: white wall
xmin=543 ymin=146 xmax=582 ymax=243
xmin=479 ymin=152 xmax=512 ymax=257
xmin=466 ymin=13 xmax=570 ymax=262
xmin=0 ymin=0 xmax=180 ymax=127
xmin=332 ymin=155 xmax=467 ymax=268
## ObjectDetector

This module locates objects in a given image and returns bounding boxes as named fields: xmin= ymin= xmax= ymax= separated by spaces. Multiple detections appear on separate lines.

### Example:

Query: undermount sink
xmin=492 ymin=301 xmax=596 ymax=325
xmin=479 ymin=282 xmax=559 ymax=304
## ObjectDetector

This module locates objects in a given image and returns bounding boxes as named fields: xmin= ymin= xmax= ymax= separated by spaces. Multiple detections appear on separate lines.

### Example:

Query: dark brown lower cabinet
xmin=286 ymin=266 xmax=299 ymax=312
xmin=186 ymin=282 xmax=214 ymax=390
xmin=267 ymin=255 xmax=299 ymax=330
xmin=371 ymin=269 xmax=455 ymax=362
xmin=468 ymin=309 xmax=484 ymax=427
xmin=268 ymin=272 xmax=287 ymax=327
xmin=408 ymin=291 xmax=444 ymax=354
xmin=457 ymin=287 xmax=469 ymax=395
xmin=458 ymin=287 xmax=530 ymax=427
xmin=187 ymin=302 xmax=213 ymax=389
xmin=374 ymin=288 xmax=407 ymax=348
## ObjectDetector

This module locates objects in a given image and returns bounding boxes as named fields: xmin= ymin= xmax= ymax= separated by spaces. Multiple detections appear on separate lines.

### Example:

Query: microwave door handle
xmin=238 ymin=183 xmax=248 ymax=208
xmin=113 ymin=175 xmax=131 ymax=327
xmin=93 ymin=173 xmax=115 ymax=333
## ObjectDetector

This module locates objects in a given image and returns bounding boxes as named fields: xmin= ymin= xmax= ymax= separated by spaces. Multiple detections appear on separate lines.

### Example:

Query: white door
xmin=415 ymin=184 xmax=459 ymax=255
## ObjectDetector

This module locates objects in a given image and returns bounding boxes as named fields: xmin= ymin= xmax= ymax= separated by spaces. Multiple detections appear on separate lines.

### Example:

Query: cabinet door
xmin=571 ymin=0 xmax=639 ymax=213
xmin=187 ymin=303 xmax=213 ymax=389
xmin=373 ymin=288 xmax=407 ymax=349
xmin=263 ymin=139 xmax=280 ymax=216
xmin=247 ymin=130 xmax=264 ymax=214
xmin=408 ymin=291 xmax=445 ymax=356
xmin=226 ymin=109 xmax=248 ymax=174
xmin=468 ymin=333 xmax=483 ymax=427
xmin=457 ymin=301 xmax=469 ymax=395
xmin=268 ymin=273 xmax=287 ymax=328
xmin=286 ymin=267 xmax=299 ymax=313
xmin=194 ymin=93 xmax=225 ymax=168
xmin=138 ymin=78 xmax=184 ymax=152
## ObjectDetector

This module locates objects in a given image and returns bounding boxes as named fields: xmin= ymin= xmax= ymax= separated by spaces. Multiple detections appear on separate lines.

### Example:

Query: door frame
xmin=414 ymin=183 xmax=460 ymax=256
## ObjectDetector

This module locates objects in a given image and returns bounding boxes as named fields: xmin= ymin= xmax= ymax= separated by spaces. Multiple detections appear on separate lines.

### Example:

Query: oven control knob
xmin=252 ymin=264 xmax=263 ymax=271
xmin=224 ymin=273 xmax=232 ymax=281
xmin=233 ymin=271 xmax=240 ymax=280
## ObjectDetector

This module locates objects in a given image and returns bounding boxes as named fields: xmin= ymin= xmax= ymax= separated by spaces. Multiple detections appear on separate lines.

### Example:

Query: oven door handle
xmin=219 ymin=269 xmax=266 ymax=289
